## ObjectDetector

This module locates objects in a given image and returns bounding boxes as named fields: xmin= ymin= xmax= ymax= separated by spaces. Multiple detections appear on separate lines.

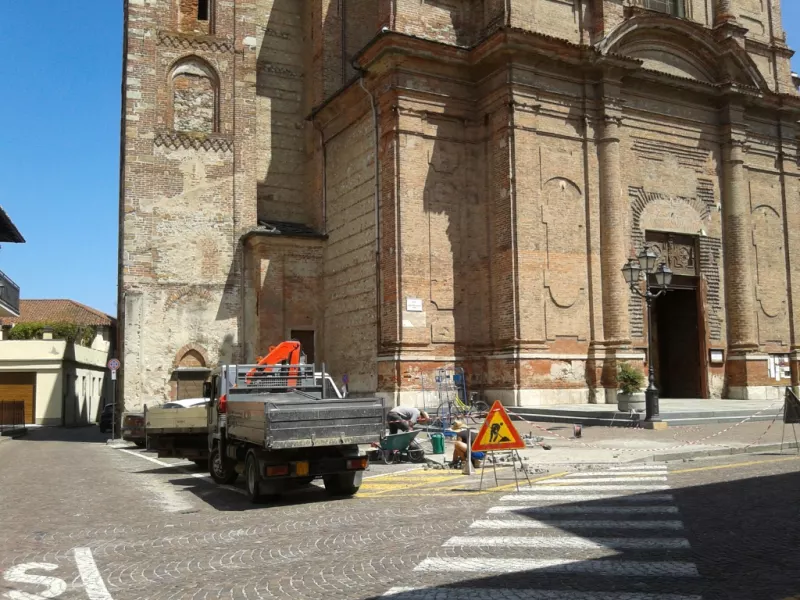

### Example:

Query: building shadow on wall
xmin=422 ymin=106 xmax=492 ymax=394
xmin=257 ymin=0 xmax=318 ymax=228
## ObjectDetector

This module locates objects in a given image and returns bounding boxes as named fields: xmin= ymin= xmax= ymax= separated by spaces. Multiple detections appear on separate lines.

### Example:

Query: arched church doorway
xmin=646 ymin=232 xmax=707 ymax=399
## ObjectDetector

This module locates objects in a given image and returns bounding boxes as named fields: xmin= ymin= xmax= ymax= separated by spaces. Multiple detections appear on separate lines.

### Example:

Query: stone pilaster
xmin=598 ymin=112 xmax=630 ymax=348
xmin=721 ymin=111 xmax=758 ymax=353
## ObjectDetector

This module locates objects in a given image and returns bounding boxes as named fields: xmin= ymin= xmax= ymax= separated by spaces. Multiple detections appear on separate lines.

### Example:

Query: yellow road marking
xmin=671 ymin=455 xmax=800 ymax=475
xmin=358 ymin=474 xmax=466 ymax=497
xmin=358 ymin=471 xmax=568 ymax=498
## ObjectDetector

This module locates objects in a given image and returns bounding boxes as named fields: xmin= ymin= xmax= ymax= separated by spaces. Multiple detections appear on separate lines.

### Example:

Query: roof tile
xmin=0 ymin=300 xmax=115 ymax=327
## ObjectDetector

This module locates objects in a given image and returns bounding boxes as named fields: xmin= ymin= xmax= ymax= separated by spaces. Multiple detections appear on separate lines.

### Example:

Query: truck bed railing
xmin=233 ymin=364 xmax=317 ymax=390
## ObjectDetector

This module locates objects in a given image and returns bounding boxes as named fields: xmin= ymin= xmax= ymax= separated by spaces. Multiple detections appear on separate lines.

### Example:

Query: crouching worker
xmin=449 ymin=421 xmax=486 ymax=469
xmin=386 ymin=406 xmax=430 ymax=453
xmin=386 ymin=406 xmax=430 ymax=433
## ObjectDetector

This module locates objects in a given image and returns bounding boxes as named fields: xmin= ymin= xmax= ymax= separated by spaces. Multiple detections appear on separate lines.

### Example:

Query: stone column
xmin=598 ymin=113 xmax=630 ymax=347
xmin=721 ymin=130 xmax=758 ymax=351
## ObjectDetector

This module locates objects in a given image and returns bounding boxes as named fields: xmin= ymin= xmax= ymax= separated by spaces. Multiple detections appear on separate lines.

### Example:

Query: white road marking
xmin=118 ymin=449 xmax=191 ymax=468
xmin=470 ymin=519 xmax=685 ymax=530
xmin=118 ymin=448 xmax=247 ymax=496
xmin=2 ymin=562 xmax=66 ymax=599
xmin=413 ymin=557 xmax=700 ymax=576
xmin=500 ymin=493 xmax=675 ymax=503
xmin=74 ymin=548 xmax=113 ymax=600
xmin=608 ymin=465 xmax=668 ymax=470
xmin=532 ymin=484 xmax=670 ymax=490
xmin=381 ymin=587 xmax=702 ymax=599
xmin=444 ymin=536 xmax=690 ymax=549
xmin=488 ymin=505 xmax=680 ymax=515
xmin=563 ymin=477 xmax=668 ymax=482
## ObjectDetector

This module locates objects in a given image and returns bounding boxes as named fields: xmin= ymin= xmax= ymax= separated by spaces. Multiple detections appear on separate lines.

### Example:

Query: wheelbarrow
xmin=371 ymin=430 xmax=425 ymax=464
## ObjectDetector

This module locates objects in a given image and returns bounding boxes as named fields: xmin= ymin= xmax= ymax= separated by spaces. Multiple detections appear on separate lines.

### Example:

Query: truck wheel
xmin=323 ymin=473 xmax=360 ymax=497
xmin=210 ymin=446 xmax=238 ymax=485
xmin=245 ymin=454 xmax=266 ymax=504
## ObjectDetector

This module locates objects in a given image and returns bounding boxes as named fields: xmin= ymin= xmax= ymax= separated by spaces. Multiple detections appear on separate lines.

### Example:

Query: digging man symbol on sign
xmin=489 ymin=422 xmax=510 ymax=444
xmin=472 ymin=401 xmax=525 ymax=453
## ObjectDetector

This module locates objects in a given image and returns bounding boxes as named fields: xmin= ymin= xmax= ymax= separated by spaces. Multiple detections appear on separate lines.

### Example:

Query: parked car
xmin=121 ymin=411 xmax=146 ymax=447
xmin=98 ymin=404 xmax=113 ymax=433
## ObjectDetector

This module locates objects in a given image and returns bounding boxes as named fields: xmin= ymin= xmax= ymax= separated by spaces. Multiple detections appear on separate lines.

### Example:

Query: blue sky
xmin=0 ymin=4 xmax=798 ymax=318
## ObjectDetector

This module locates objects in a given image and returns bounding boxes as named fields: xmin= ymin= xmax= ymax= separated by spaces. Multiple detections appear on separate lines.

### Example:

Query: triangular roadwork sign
xmin=472 ymin=400 xmax=525 ymax=452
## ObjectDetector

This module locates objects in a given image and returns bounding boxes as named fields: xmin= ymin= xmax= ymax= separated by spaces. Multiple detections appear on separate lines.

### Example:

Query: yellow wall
xmin=0 ymin=340 xmax=111 ymax=425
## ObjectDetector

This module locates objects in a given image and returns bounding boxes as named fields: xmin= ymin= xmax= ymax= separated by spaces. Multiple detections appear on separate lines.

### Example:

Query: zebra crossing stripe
xmin=470 ymin=519 xmax=685 ymax=530
xmin=444 ymin=536 xmax=691 ymax=549
xmin=488 ymin=505 xmax=680 ymax=514
xmin=381 ymin=587 xmax=702 ymax=599
xmin=500 ymin=493 xmax=675 ymax=503
xmin=413 ymin=557 xmax=700 ymax=576
xmin=608 ymin=465 xmax=668 ymax=470
xmin=532 ymin=484 xmax=671 ymax=490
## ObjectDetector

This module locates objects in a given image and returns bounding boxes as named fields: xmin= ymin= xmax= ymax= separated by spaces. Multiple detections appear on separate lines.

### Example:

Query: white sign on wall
xmin=406 ymin=298 xmax=423 ymax=312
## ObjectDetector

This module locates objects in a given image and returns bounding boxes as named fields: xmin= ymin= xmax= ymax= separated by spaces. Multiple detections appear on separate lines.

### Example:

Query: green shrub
xmin=618 ymin=362 xmax=645 ymax=395
xmin=8 ymin=321 xmax=97 ymax=347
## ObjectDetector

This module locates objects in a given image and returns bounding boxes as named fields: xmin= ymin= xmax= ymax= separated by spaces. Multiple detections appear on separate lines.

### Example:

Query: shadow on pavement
xmin=160 ymin=473 xmax=365 ymax=512
xmin=10 ymin=425 xmax=108 ymax=444
xmin=364 ymin=467 xmax=800 ymax=600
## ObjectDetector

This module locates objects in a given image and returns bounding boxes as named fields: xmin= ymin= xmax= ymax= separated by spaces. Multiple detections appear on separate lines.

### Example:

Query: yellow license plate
xmin=294 ymin=461 xmax=309 ymax=477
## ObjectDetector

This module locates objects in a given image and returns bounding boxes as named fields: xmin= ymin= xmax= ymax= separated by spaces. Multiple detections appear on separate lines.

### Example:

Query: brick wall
xmin=322 ymin=110 xmax=378 ymax=393
xmin=122 ymin=0 xmax=800 ymax=407
xmin=255 ymin=0 xmax=310 ymax=225
xmin=244 ymin=236 xmax=324 ymax=361
xmin=120 ymin=0 xmax=257 ymax=408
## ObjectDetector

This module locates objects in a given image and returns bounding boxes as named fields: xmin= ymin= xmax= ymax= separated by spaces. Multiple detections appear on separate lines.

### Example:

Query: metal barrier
xmin=0 ymin=401 xmax=25 ymax=432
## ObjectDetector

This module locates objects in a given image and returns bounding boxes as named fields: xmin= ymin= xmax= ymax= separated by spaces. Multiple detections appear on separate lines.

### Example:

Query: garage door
xmin=0 ymin=372 xmax=35 ymax=425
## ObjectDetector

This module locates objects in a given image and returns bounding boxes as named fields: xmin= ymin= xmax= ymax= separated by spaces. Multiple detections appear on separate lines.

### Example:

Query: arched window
xmin=169 ymin=57 xmax=219 ymax=134
xmin=173 ymin=347 xmax=210 ymax=400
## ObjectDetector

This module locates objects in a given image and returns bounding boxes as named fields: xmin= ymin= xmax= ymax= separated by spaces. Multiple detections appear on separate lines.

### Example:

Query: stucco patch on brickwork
xmin=173 ymin=73 xmax=215 ymax=133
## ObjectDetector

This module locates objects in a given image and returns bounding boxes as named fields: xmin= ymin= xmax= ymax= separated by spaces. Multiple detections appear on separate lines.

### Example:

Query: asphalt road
xmin=1 ymin=427 xmax=799 ymax=600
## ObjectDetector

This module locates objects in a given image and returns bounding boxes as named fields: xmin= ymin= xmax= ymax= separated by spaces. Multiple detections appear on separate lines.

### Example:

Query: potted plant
xmin=617 ymin=362 xmax=646 ymax=412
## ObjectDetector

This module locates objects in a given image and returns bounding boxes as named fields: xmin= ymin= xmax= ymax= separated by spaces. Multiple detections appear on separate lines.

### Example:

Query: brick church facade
xmin=119 ymin=0 xmax=800 ymax=409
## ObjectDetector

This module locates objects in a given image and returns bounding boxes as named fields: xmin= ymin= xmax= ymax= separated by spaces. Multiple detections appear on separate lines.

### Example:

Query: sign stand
xmin=471 ymin=401 xmax=532 ymax=491
xmin=108 ymin=358 xmax=121 ymax=440
xmin=781 ymin=387 xmax=800 ymax=454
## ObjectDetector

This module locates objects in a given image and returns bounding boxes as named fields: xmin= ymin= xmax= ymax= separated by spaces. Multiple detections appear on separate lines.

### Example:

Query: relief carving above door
xmin=645 ymin=231 xmax=698 ymax=277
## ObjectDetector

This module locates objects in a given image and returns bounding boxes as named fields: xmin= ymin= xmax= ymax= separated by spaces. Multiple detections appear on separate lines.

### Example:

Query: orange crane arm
xmin=245 ymin=340 xmax=302 ymax=385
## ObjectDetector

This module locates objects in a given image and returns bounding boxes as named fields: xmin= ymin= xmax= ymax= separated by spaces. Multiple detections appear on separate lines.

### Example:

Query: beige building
xmin=120 ymin=0 xmax=800 ymax=409
xmin=0 ymin=300 xmax=116 ymax=425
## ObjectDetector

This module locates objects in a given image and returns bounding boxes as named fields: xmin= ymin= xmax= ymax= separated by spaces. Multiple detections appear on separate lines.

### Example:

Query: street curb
xmin=629 ymin=441 xmax=800 ymax=463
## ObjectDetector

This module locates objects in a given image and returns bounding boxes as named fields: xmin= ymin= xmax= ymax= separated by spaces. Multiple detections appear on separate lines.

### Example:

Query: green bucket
xmin=430 ymin=433 xmax=445 ymax=455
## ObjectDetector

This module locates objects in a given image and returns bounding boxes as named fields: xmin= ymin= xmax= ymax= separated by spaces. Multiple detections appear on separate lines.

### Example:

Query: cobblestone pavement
xmin=1 ymin=427 xmax=800 ymax=599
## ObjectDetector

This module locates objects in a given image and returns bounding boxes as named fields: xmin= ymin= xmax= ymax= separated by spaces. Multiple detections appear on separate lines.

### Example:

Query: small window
xmin=198 ymin=0 xmax=209 ymax=22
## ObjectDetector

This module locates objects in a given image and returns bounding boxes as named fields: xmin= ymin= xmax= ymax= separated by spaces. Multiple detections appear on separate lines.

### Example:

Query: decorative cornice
xmin=157 ymin=30 xmax=234 ymax=54
xmin=154 ymin=131 xmax=233 ymax=153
